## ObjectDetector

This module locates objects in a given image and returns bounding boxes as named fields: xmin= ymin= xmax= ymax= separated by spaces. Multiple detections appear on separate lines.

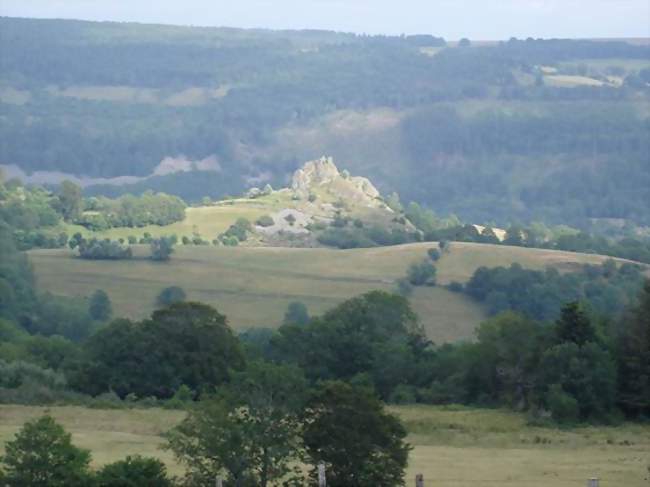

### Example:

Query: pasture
xmin=28 ymin=242 xmax=628 ymax=343
xmin=1 ymin=404 xmax=647 ymax=486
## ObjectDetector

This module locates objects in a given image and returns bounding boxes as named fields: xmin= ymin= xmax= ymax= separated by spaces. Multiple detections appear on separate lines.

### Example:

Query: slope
xmin=27 ymin=242 xmax=633 ymax=343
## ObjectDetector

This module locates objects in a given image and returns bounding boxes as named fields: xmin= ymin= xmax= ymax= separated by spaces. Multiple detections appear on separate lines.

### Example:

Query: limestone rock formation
xmin=291 ymin=156 xmax=381 ymax=202
xmin=291 ymin=156 xmax=340 ymax=197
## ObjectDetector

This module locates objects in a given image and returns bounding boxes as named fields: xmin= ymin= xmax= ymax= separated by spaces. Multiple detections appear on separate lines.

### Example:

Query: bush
xmin=77 ymin=238 xmax=132 ymax=260
xmin=89 ymin=290 xmax=112 ymax=321
xmin=395 ymin=278 xmax=413 ymax=297
xmin=219 ymin=218 xmax=252 ymax=242
xmin=255 ymin=215 xmax=275 ymax=227
xmin=156 ymin=286 xmax=187 ymax=307
xmin=95 ymin=455 xmax=173 ymax=487
xmin=427 ymin=248 xmax=441 ymax=261
xmin=407 ymin=260 xmax=437 ymax=286
xmin=546 ymin=384 xmax=579 ymax=424
xmin=0 ymin=360 xmax=67 ymax=390
xmin=388 ymin=384 xmax=417 ymax=404
xmin=447 ymin=281 xmax=464 ymax=293
xmin=150 ymin=236 xmax=176 ymax=261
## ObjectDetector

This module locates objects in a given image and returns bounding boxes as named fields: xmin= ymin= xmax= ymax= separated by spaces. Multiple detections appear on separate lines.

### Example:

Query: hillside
xmin=70 ymin=156 xmax=417 ymax=248
xmin=27 ymin=242 xmax=634 ymax=343
xmin=1 ymin=17 xmax=649 ymax=227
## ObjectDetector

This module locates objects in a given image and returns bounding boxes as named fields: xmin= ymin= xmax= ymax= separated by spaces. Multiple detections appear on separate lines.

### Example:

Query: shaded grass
xmin=1 ymin=404 xmax=647 ymax=486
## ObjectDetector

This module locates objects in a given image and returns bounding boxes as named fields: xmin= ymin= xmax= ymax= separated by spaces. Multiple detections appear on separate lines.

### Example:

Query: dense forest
xmin=1 ymin=17 xmax=649 ymax=227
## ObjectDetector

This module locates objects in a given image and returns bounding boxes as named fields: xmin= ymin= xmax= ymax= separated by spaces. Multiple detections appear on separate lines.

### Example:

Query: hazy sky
xmin=1 ymin=0 xmax=649 ymax=40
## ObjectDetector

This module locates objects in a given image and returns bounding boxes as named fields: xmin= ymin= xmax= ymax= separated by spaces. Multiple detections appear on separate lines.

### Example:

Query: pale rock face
xmin=349 ymin=176 xmax=380 ymax=199
xmin=291 ymin=156 xmax=340 ymax=196
xmin=290 ymin=156 xmax=380 ymax=202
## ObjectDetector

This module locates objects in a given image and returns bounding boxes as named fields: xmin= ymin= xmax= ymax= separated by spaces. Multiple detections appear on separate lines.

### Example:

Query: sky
xmin=1 ymin=0 xmax=649 ymax=40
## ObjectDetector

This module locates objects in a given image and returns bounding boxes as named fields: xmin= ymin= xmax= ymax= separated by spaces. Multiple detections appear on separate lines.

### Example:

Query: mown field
xmin=28 ymin=242 xmax=630 ymax=343
xmin=0 ymin=404 xmax=648 ymax=486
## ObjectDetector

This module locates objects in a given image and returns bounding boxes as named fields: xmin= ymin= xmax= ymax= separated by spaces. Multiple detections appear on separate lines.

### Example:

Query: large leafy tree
xmin=88 ymin=289 xmax=112 ymax=321
xmin=469 ymin=312 xmax=546 ymax=408
xmin=76 ymin=302 xmax=245 ymax=398
xmin=55 ymin=180 xmax=83 ymax=222
xmin=272 ymin=291 xmax=430 ymax=398
xmin=538 ymin=342 xmax=617 ymax=422
xmin=166 ymin=361 xmax=306 ymax=487
xmin=0 ymin=415 xmax=92 ymax=487
xmin=302 ymin=382 xmax=411 ymax=487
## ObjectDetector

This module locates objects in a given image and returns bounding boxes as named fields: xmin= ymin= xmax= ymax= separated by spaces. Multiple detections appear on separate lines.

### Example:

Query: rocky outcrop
xmin=291 ymin=156 xmax=380 ymax=202
xmin=349 ymin=176 xmax=380 ymax=199
xmin=291 ymin=156 xmax=340 ymax=196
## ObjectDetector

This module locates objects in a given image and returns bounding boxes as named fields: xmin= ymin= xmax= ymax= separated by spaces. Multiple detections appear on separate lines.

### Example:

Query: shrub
xmin=0 ymin=360 xmax=67 ymax=390
xmin=447 ymin=281 xmax=464 ymax=293
xmin=389 ymin=384 xmax=417 ymax=404
xmin=427 ymin=248 xmax=441 ymax=261
xmin=89 ymin=290 xmax=112 ymax=321
xmin=150 ymin=236 xmax=176 ymax=261
xmin=546 ymin=384 xmax=579 ymax=424
xmin=77 ymin=238 xmax=132 ymax=260
xmin=407 ymin=260 xmax=437 ymax=286
xmin=220 ymin=218 xmax=252 ymax=242
xmin=395 ymin=278 xmax=413 ymax=297
xmin=95 ymin=455 xmax=173 ymax=487
xmin=156 ymin=286 xmax=187 ymax=307
xmin=256 ymin=215 xmax=275 ymax=227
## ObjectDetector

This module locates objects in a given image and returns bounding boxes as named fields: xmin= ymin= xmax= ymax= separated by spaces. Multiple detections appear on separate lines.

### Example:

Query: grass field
xmin=1 ymin=404 xmax=647 ymax=486
xmin=27 ymin=242 xmax=631 ymax=343
xmin=72 ymin=203 xmax=273 ymax=242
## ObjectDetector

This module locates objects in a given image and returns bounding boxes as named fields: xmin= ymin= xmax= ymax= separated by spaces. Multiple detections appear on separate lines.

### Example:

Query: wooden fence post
xmin=415 ymin=473 xmax=424 ymax=487
xmin=318 ymin=462 xmax=326 ymax=487
xmin=215 ymin=476 xmax=223 ymax=487
xmin=587 ymin=479 xmax=599 ymax=487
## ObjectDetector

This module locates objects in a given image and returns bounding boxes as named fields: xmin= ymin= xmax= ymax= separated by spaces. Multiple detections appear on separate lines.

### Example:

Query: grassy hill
xmin=1 ymin=404 xmax=647 ymax=486
xmin=28 ymin=242 xmax=631 ymax=343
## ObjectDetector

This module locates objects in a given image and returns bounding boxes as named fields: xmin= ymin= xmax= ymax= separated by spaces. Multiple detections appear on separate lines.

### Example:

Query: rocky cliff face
xmin=291 ymin=156 xmax=381 ymax=203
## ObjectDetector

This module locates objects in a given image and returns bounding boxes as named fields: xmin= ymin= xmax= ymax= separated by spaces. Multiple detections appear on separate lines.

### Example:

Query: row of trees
xmin=69 ymin=234 xmax=176 ymax=261
xmin=79 ymin=192 xmax=186 ymax=230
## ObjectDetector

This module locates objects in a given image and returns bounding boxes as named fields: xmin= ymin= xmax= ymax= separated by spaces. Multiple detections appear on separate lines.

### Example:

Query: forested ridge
xmin=1 ymin=17 xmax=649 ymax=227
